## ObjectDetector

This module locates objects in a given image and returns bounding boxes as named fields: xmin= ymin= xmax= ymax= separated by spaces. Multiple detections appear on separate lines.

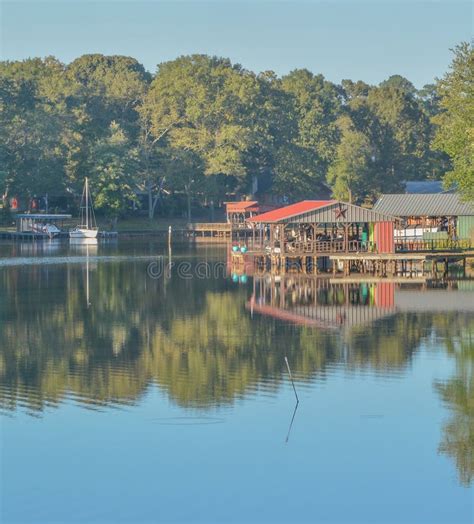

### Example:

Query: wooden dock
xmin=187 ymin=222 xmax=231 ymax=242
xmin=232 ymin=246 xmax=473 ymax=279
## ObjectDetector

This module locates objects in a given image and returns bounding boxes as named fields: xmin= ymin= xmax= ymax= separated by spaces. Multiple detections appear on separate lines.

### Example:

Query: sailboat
xmin=70 ymin=178 xmax=99 ymax=239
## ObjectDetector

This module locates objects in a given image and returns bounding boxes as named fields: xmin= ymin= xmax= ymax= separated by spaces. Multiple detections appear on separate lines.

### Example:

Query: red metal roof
xmin=225 ymin=201 xmax=259 ymax=212
xmin=248 ymin=200 xmax=335 ymax=223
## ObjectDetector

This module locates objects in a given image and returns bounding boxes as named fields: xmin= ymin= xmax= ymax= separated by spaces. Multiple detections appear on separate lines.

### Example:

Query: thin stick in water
xmin=284 ymin=356 xmax=299 ymax=403
xmin=285 ymin=402 xmax=299 ymax=444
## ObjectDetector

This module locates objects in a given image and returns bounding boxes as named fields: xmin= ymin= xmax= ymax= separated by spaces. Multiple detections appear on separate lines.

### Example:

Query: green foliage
xmin=281 ymin=69 xmax=342 ymax=164
xmin=0 ymin=58 xmax=72 ymax=196
xmin=379 ymin=74 xmax=416 ymax=95
xmin=0 ymin=201 xmax=11 ymax=225
xmin=327 ymin=116 xmax=374 ymax=203
xmin=91 ymin=122 xmax=139 ymax=217
xmin=278 ymin=69 xmax=342 ymax=196
xmin=433 ymin=43 xmax=474 ymax=201
xmin=0 ymin=48 xmax=468 ymax=213
xmin=143 ymin=55 xmax=259 ymax=181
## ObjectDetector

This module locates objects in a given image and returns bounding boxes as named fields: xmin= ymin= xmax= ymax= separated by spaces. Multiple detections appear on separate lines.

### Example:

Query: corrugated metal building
xmin=251 ymin=200 xmax=395 ymax=226
xmin=373 ymin=193 xmax=473 ymax=216
xmin=373 ymin=193 xmax=474 ymax=241
xmin=249 ymin=200 xmax=396 ymax=254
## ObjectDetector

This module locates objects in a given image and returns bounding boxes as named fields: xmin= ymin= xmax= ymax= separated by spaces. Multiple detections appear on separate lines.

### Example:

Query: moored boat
xmin=70 ymin=178 xmax=99 ymax=240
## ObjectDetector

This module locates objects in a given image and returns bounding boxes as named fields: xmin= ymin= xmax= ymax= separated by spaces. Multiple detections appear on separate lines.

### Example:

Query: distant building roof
xmin=225 ymin=201 xmax=259 ymax=212
xmin=373 ymin=193 xmax=474 ymax=216
xmin=404 ymin=181 xmax=446 ymax=194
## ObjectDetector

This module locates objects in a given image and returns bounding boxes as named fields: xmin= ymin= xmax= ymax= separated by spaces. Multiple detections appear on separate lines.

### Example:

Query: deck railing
xmin=285 ymin=239 xmax=372 ymax=254
xmin=395 ymin=238 xmax=472 ymax=252
xmin=188 ymin=222 xmax=231 ymax=231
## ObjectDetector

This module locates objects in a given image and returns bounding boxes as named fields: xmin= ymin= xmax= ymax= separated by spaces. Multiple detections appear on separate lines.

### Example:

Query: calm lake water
xmin=0 ymin=240 xmax=473 ymax=523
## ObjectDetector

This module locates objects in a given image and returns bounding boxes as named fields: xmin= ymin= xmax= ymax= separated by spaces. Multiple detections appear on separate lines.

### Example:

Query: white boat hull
xmin=70 ymin=228 xmax=99 ymax=239
xmin=31 ymin=223 xmax=61 ymax=239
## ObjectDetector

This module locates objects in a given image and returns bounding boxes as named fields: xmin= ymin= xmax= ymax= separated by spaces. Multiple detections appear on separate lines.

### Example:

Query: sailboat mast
xmin=85 ymin=177 xmax=89 ymax=229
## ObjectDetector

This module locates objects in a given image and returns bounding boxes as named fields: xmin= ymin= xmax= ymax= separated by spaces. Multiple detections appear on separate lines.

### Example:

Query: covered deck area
xmin=373 ymin=193 xmax=474 ymax=252
xmin=225 ymin=201 xmax=261 ymax=226
xmin=15 ymin=213 xmax=72 ymax=239
xmin=246 ymin=200 xmax=396 ymax=257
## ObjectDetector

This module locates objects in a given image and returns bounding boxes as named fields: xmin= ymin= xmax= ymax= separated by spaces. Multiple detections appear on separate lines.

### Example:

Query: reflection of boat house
xmin=394 ymin=287 xmax=474 ymax=312
xmin=247 ymin=276 xmax=474 ymax=330
xmin=373 ymin=193 xmax=474 ymax=249
xmin=247 ymin=277 xmax=396 ymax=330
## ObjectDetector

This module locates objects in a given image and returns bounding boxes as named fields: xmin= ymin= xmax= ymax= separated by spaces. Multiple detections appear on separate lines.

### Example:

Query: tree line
xmin=0 ymin=43 xmax=472 ymax=220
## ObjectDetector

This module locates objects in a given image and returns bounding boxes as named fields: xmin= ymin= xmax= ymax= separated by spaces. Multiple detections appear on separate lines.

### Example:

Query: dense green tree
xmin=90 ymin=122 xmax=139 ymax=218
xmin=158 ymin=148 xmax=204 ymax=221
xmin=280 ymin=70 xmax=342 ymax=192
xmin=141 ymin=55 xmax=297 ymax=207
xmin=334 ymin=76 xmax=447 ymax=200
xmin=340 ymin=79 xmax=371 ymax=101
xmin=327 ymin=115 xmax=374 ymax=203
xmin=143 ymin=56 xmax=253 ymax=178
xmin=433 ymin=43 xmax=474 ymax=201
xmin=64 ymin=54 xmax=150 ymax=193
xmin=0 ymin=58 xmax=73 ymax=199
xmin=0 ymin=48 xmax=469 ymax=214
xmin=379 ymin=74 xmax=416 ymax=95
xmin=65 ymin=54 xmax=150 ymax=137
xmin=367 ymin=84 xmax=436 ymax=181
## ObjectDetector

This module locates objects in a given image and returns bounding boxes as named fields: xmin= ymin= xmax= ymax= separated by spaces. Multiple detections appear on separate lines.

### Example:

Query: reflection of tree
xmin=434 ymin=319 xmax=474 ymax=486
xmin=1 ymin=262 xmax=428 ymax=412
xmin=2 ymin=262 xmax=474 ymax=485
xmin=344 ymin=314 xmax=428 ymax=371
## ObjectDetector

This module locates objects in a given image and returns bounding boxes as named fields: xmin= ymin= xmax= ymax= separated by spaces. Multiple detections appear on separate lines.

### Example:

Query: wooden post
xmin=344 ymin=224 xmax=349 ymax=253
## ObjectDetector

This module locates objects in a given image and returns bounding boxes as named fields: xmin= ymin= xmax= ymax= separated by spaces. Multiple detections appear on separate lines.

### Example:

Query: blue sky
xmin=1 ymin=1 xmax=472 ymax=87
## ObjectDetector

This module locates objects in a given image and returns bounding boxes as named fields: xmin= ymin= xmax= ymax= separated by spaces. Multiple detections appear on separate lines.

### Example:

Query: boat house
xmin=225 ymin=201 xmax=260 ymax=225
xmin=248 ymin=200 xmax=396 ymax=254
xmin=373 ymin=193 xmax=474 ymax=247
xmin=225 ymin=201 xmax=275 ymax=226
xmin=15 ymin=213 xmax=72 ymax=238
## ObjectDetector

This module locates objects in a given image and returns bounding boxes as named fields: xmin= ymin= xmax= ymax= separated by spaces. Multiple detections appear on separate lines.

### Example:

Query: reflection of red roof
xmin=247 ymin=301 xmax=328 ymax=327
xmin=248 ymin=200 xmax=335 ymax=223
xmin=246 ymin=300 xmax=396 ymax=329
xmin=225 ymin=201 xmax=259 ymax=213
